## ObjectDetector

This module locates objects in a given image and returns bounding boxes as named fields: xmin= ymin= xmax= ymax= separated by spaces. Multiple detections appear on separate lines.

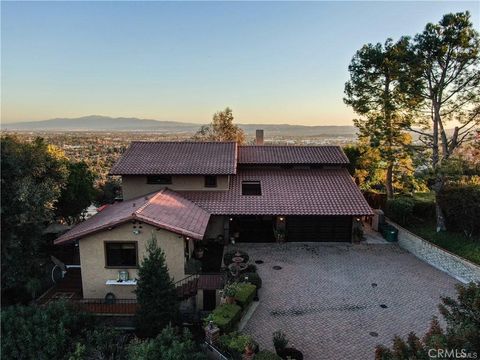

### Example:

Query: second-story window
xmin=146 ymin=175 xmax=172 ymax=185
xmin=205 ymin=175 xmax=217 ymax=188
xmin=242 ymin=181 xmax=262 ymax=195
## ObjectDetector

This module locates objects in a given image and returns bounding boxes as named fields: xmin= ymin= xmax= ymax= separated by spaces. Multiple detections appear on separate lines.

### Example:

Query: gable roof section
xmin=238 ymin=145 xmax=349 ymax=165
xmin=55 ymin=189 xmax=210 ymax=244
xmin=180 ymin=168 xmax=372 ymax=216
xmin=110 ymin=141 xmax=237 ymax=175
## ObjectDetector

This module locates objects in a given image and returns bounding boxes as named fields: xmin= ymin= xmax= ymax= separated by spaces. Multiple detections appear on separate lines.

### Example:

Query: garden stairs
xmin=175 ymin=274 xmax=200 ymax=300
xmin=175 ymin=273 xmax=225 ymax=300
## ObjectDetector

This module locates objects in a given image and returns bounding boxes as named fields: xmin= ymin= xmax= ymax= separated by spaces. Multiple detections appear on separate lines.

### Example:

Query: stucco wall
xmin=387 ymin=220 xmax=480 ymax=283
xmin=122 ymin=175 xmax=230 ymax=200
xmin=79 ymin=222 xmax=187 ymax=299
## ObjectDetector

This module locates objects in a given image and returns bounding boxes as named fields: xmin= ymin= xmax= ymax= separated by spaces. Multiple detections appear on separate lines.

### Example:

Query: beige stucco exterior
xmin=122 ymin=175 xmax=230 ymax=200
xmin=79 ymin=222 xmax=189 ymax=299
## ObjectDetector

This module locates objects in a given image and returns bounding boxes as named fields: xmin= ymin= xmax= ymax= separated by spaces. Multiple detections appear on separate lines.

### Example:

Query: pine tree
xmin=135 ymin=233 xmax=178 ymax=338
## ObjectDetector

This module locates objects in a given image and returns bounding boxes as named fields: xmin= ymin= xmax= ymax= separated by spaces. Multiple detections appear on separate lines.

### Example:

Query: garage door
xmin=287 ymin=216 xmax=352 ymax=242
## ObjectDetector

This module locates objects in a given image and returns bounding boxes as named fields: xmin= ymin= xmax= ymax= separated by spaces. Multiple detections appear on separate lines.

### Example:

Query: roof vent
xmin=255 ymin=129 xmax=264 ymax=145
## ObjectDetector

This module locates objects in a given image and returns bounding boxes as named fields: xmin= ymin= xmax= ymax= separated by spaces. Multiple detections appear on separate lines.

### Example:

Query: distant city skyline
xmin=1 ymin=1 xmax=478 ymax=126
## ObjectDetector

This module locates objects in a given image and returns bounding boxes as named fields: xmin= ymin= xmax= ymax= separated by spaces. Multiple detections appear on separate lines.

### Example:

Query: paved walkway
xmin=231 ymin=242 xmax=458 ymax=360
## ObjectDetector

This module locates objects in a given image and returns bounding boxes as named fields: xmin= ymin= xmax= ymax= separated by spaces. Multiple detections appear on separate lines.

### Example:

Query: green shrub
xmin=234 ymin=283 xmax=256 ymax=309
xmin=223 ymin=250 xmax=249 ymax=266
xmin=1 ymin=301 xmax=95 ymax=360
xmin=217 ymin=332 xmax=252 ymax=358
xmin=223 ymin=282 xmax=239 ymax=297
xmin=385 ymin=196 xmax=415 ymax=225
xmin=375 ymin=282 xmax=480 ymax=357
xmin=255 ymin=350 xmax=282 ymax=360
xmin=273 ymin=330 xmax=288 ymax=351
xmin=127 ymin=325 xmax=205 ymax=360
xmin=411 ymin=192 xmax=435 ymax=219
xmin=245 ymin=264 xmax=257 ymax=273
xmin=209 ymin=304 xmax=242 ymax=333
xmin=438 ymin=184 xmax=480 ymax=238
xmin=244 ymin=272 xmax=262 ymax=289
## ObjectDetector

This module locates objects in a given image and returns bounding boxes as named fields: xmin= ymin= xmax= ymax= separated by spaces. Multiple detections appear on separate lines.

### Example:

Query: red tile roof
xmin=238 ymin=145 xmax=349 ymax=165
xmin=55 ymin=189 xmax=210 ymax=244
xmin=180 ymin=168 xmax=372 ymax=216
xmin=110 ymin=141 xmax=237 ymax=175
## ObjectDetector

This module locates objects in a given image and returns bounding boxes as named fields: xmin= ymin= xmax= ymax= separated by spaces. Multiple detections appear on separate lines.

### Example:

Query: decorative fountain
xmin=228 ymin=251 xmax=248 ymax=280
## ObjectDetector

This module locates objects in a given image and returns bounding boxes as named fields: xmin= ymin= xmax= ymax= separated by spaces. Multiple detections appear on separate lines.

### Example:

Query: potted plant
xmin=244 ymin=339 xmax=259 ymax=357
xmin=273 ymin=330 xmax=288 ymax=353
xmin=273 ymin=228 xmax=286 ymax=243
xmin=223 ymin=283 xmax=238 ymax=304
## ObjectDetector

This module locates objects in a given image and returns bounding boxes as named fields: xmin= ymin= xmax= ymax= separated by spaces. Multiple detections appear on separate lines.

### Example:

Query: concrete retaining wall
xmin=387 ymin=220 xmax=480 ymax=283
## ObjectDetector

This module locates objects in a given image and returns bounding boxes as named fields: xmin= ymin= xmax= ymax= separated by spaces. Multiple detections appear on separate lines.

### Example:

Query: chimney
xmin=255 ymin=129 xmax=264 ymax=145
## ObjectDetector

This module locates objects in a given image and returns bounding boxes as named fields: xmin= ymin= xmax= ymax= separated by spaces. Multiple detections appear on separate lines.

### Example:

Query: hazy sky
xmin=1 ymin=1 xmax=478 ymax=126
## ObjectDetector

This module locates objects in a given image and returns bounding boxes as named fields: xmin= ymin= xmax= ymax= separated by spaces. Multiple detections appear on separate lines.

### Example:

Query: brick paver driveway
xmin=232 ymin=243 xmax=459 ymax=360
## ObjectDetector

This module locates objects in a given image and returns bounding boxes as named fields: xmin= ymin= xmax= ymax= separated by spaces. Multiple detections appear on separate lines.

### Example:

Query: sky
xmin=1 ymin=1 xmax=479 ymax=126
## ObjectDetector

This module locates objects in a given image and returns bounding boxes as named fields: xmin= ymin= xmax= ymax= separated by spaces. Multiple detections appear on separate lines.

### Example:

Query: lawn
xmin=403 ymin=220 xmax=480 ymax=265
xmin=387 ymin=192 xmax=480 ymax=265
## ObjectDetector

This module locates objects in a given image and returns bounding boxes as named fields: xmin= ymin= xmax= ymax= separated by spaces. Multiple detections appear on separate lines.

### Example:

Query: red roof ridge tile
xmin=55 ymin=189 xmax=210 ymax=244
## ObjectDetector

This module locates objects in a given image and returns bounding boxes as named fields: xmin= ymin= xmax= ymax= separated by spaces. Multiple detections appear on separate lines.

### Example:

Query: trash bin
xmin=380 ymin=223 xmax=398 ymax=242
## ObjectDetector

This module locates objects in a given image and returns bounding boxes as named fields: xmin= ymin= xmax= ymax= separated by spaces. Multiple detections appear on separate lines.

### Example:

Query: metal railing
xmin=174 ymin=273 xmax=200 ymax=287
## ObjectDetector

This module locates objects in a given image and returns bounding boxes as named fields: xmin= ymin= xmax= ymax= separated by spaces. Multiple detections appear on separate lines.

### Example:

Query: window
xmin=205 ymin=175 xmax=217 ymax=188
xmin=242 ymin=181 xmax=262 ymax=195
xmin=105 ymin=242 xmax=138 ymax=268
xmin=146 ymin=175 xmax=172 ymax=184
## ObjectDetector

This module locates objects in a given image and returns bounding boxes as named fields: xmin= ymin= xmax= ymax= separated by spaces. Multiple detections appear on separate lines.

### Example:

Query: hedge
xmin=385 ymin=196 xmax=415 ymax=225
xmin=234 ymin=283 xmax=256 ymax=309
xmin=210 ymin=304 xmax=242 ymax=333
xmin=437 ymin=184 xmax=480 ymax=238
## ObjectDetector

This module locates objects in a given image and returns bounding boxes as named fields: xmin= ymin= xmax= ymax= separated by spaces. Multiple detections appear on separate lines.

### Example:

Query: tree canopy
xmin=1 ymin=135 xmax=98 ymax=303
xmin=1 ymin=136 xmax=68 ymax=302
xmin=345 ymin=38 xmax=422 ymax=199
xmin=408 ymin=11 xmax=480 ymax=230
xmin=194 ymin=107 xmax=246 ymax=144
xmin=56 ymin=161 xmax=96 ymax=224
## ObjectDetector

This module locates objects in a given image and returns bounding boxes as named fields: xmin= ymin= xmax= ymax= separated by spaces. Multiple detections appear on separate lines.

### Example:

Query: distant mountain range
xmin=2 ymin=115 xmax=357 ymax=137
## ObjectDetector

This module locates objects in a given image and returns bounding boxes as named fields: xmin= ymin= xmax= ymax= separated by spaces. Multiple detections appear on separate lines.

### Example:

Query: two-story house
xmin=55 ymin=135 xmax=372 ymax=303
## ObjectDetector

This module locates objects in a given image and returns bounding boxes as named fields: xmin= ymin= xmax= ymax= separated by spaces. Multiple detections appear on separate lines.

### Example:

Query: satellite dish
xmin=51 ymin=265 xmax=65 ymax=283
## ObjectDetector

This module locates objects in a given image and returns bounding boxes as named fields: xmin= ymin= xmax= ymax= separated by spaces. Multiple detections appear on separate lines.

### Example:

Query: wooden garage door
xmin=287 ymin=216 xmax=352 ymax=242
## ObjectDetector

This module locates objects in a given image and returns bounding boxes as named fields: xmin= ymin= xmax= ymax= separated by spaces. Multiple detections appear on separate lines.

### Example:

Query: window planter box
xmin=106 ymin=279 xmax=137 ymax=286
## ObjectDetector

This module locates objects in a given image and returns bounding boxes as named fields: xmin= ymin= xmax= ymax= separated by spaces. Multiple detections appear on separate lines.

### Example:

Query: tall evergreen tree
xmin=344 ymin=38 xmax=421 ymax=199
xmin=135 ymin=233 xmax=178 ymax=338
xmin=406 ymin=11 xmax=480 ymax=231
